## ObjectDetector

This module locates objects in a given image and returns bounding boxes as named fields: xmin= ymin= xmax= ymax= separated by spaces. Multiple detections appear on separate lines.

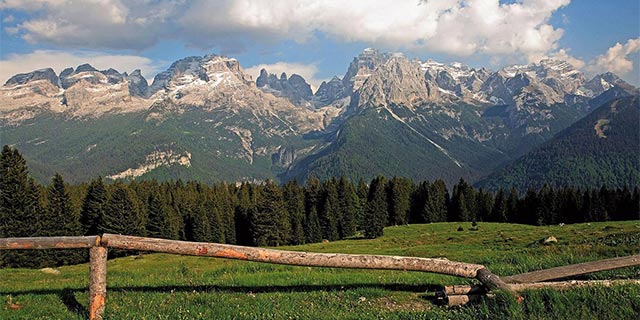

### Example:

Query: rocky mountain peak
xmin=255 ymin=69 xmax=313 ymax=107
xmin=4 ymin=68 xmax=59 ymax=88
xmin=314 ymin=76 xmax=348 ymax=107
xmin=356 ymin=55 xmax=441 ymax=109
xmin=582 ymin=72 xmax=636 ymax=97
xmin=343 ymin=48 xmax=387 ymax=93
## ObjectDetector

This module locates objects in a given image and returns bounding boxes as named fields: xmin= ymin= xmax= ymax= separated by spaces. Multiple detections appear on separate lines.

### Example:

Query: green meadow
xmin=2 ymin=221 xmax=639 ymax=319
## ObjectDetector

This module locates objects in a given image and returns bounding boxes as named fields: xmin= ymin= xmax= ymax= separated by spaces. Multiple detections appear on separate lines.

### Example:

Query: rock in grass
xmin=542 ymin=236 xmax=558 ymax=245
xmin=39 ymin=267 xmax=61 ymax=275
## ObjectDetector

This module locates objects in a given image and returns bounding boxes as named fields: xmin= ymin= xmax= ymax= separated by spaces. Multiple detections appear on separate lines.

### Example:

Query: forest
xmin=1 ymin=145 xmax=639 ymax=268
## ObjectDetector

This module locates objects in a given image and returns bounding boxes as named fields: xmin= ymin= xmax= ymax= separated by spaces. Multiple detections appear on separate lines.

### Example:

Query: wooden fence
xmin=1 ymin=235 xmax=639 ymax=319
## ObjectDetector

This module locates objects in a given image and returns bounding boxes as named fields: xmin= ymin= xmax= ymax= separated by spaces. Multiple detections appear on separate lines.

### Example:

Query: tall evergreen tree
xmin=284 ymin=180 xmax=306 ymax=245
xmin=99 ymin=183 xmax=144 ymax=236
xmin=305 ymin=206 xmax=322 ymax=243
xmin=355 ymin=178 xmax=369 ymax=230
xmin=425 ymin=180 xmax=449 ymax=223
xmin=506 ymin=187 xmax=519 ymax=223
xmin=44 ymin=173 xmax=83 ymax=265
xmin=251 ymin=181 xmax=289 ymax=246
xmin=475 ymin=189 xmax=494 ymax=222
xmin=387 ymin=177 xmax=412 ymax=225
xmin=364 ymin=176 xmax=388 ymax=239
xmin=0 ymin=146 xmax=44 ymax=267
xmin=319 ymin=179 xmax=340 ymax=241
xmin=337 ymin=176 xmax=358 ymax=238
xmin=146 ymin=191 xmax=172 ymax=239
xmin=79 ymin=177 xmax=107 ymax=235
xmin=409 ymin=181 xmax=429 ymax=223
xmin=491 ymin=188 xmax=508 ymax=222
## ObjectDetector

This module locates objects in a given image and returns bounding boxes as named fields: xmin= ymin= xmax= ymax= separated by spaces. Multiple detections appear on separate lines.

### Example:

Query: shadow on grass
xmin=2 ymin=283 xmax=444 ymax=310
xmin=1 ymin=283 xmax=443 ymax=296
xmin=58 ymin=288 xmax=88 ymax=318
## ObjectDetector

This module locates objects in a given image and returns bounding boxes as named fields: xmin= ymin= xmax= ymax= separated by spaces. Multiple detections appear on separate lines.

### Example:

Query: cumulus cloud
xmin=1 ymin=0 xmax=183 ymax=49
xmin=586 ymin=37 xmax=640 ymax=77
xmin=244 ymin=62 xmax=326 ymax=91
xmin=0 ymin=50 xmax=165 ymax=84
xmin=2 ymin=0 xmax=570 ymax=62
xmin=547 ymin=49 xmax=585 ymax=69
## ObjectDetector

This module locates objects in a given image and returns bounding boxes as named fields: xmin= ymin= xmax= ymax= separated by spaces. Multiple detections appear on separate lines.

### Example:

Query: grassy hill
xmin=1 ymin=221 xmax=639 ymax=319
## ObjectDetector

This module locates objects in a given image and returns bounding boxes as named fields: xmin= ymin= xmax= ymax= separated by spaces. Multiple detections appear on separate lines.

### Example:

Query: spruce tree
xmin=319 ymin=179 xmax=339 ymax=241
xmin=387 ymin=177 xmax=412 ymax=225
xmin=251 ymin=180 xmax=289 ymax=246
xmin=491 ymin=188 xmax=508 ymax=222
xmin=146 ymin=191 xmax=169 ymax=238
xmin=0 ymin=146 xmax=44 ymax=267
xmin=426 ymin=180 xmax=449 ymax=222
xmin=44 ymin=173 xmax=83 ymax=265
xmin=364 ymin=176 xmax=388 ymax=239
xmin=337 ymin=176 xmax=357 ymax=238
xmin=99 ymin=183 xmax=144 ymax=236
xmin=305 ymin=206 xmax=322 ymax=243
xmin=475 ymin=189 xmax=494 ymax=222
xmin=450 ymin=184 xmax=470 ymax=221
xmin=80 ymin=177 xmax=108 ymax=235
xmin=283 ymin=180 xmax=306 ymax=245
xmin=355 ymin=178 xmax=369 ymax=230
xmin=234 ymin=183 xmax=255 ymax=246
xmin=409 ymin=181 xmax=429 ymax=223
xmin=506 ymin=187 xmax=519 ymax=223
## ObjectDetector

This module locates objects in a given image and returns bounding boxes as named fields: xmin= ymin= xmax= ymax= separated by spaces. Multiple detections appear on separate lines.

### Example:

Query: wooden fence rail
xmin=1 ymin=235 xmax=639 ymax=318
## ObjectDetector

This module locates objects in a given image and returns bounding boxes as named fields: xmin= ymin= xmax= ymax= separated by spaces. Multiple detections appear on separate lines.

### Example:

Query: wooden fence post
xmin=89 ymin=246 xmax=107 ymax=320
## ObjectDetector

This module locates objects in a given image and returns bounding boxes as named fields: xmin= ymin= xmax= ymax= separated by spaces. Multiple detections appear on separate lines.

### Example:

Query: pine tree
xmin=0 ymin=146 xmax=45 ymax=267
xmin=213 ymin=183 xmax=236 ymax=244
xmin=387 ymin=177 xmax=412 ymax=225
xmin=364 ymin=176 xmax=388 ymax=239
xmin=44 ymin=173 xmax=84 ymax=265
xmin=475 ymin=189 xmax=494 ymax=222
xmin=283 ymin=180 xmax=306 ymax=245
xmin=506 ymin=187 xmax=519 ymax=223
xmin=409 ymin=181 xmax=429 ymax=223
xmin=538 ymin=185 xmax=558 ymax=225
xmin=450 ymin=181 xmax=470 ymax=222
xmin=355 ymin=178 xmax=369 ymax=230
xmin=425 ymin=180 xmax=449 ymax=223
xmin=234 ymin=183 xmax=254 ymax=246
xmin=305 ymin=206 xmax=322 ymax=243
xmin=319 ymin=179 xmax=340 ymax=241
xmin=251 ymin=180 xmax=289 ymax=246
xmin=99 ymin=183 xmax=144 ymax=236
xmin=146 ymin=191 xmax=170 ymax=238
xmin=79 ymin=177 xmax=107 ymax=235
xmin=337 ymin=176 xmax=357 ymax=238
xmin=491 ymin=188 xmax=508 ymax=222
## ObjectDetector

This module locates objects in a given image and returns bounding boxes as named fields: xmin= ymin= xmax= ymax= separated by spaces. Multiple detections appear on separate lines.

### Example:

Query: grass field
xmin=2 ymin=221 xmax=640 ymax=319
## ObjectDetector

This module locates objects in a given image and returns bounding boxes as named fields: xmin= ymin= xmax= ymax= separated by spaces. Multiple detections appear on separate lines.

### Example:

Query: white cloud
xmin=1 ymin=0 xmax=183 ymax=49
xmin=547 ymin=49 xmax=585 ymax=69
xmin=2 ymin=14 xmax=15 ymax=23
xmin=586 ymin=37 xmax=640 ymax=79
xmin=3 ymin=0 xmax=570 ymax=62
xmin=244 ymin=62 xmax=326 ymax=91
xmin=0 ymin=50 xmax=165 ymax=84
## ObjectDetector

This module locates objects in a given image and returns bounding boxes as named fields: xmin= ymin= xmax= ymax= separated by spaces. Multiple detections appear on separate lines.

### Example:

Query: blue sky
xmin=1 ymin=0 xmax=638 ymax=88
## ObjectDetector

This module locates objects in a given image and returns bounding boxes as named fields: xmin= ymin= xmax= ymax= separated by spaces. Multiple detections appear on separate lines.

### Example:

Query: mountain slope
xmin=1 ymin=49 xmax=637 ymax=185
xmin=477 ymin=96 xmax=640 ymax=190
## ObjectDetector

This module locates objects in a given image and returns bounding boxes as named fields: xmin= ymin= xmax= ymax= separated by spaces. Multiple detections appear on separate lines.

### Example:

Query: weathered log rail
xmin=1 ymin=235 xmax=639 ymax=318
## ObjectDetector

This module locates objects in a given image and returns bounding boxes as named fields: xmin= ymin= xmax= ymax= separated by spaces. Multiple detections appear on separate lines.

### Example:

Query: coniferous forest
xmin=1 ymin=145 xmax=639 ymax=268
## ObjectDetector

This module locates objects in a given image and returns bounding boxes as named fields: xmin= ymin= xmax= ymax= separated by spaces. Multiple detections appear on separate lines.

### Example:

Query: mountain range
xmin=1 ymin=48 xmax=638 ymax=189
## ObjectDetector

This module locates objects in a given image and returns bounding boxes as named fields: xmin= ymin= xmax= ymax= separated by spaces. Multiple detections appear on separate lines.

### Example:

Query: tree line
xmin=1 ymin=145 xmax=639 ymax=268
